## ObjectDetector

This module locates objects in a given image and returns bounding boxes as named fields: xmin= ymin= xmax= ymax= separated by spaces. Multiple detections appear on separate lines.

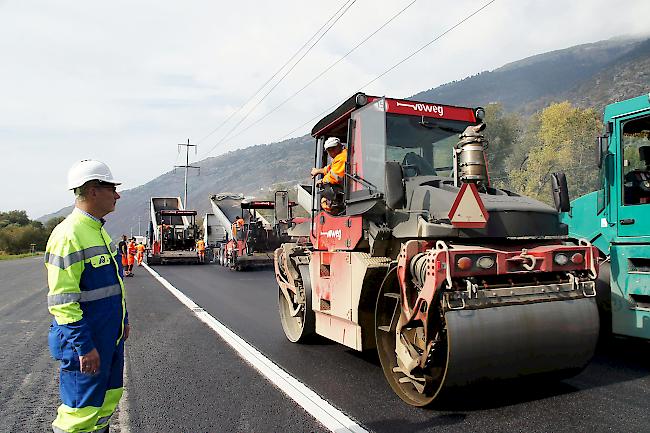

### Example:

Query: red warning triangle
xmin=448 ymin=183 xmax=489 ymax=228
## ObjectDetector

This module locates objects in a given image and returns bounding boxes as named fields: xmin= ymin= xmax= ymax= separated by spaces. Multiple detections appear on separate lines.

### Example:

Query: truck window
xmin=621 ymin=115 xmax=650 ymax=205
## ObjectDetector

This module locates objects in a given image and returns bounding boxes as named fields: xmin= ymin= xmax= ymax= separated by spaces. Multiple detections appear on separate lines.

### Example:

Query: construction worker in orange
xmin=233 ymin=216 xmax=245 ymax=239
xmin=126 ymin=238 xmax=136 ymax=276
xmin=135 ymin=242 xmax=145 ymax=266
xmin=311 ymin=137 xmax=347 ymax=214
xmin=196 ymin=238 xmax=206 ymax=263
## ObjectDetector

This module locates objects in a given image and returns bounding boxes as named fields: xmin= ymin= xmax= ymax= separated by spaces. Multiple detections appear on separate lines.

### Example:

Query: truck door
xmin=616 ymin=112 xmax=650 ymax=238
xmin=349 ymin=97 xmax=386 ymax=194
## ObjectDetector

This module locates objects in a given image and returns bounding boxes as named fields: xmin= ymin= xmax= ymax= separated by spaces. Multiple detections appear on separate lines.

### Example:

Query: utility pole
xmin=175 ymin=139 xmax=200 ymax=209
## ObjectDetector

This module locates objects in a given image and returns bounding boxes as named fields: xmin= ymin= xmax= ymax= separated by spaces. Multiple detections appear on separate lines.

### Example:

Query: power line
xmin=195 ymin=0 xmax=356 ymax=149
xmin=214 ymin=0 xmax=418 ymax=146
xmin=200 ymin=0 xmax=358 ymax=159
xmin=276 ymin=0 xmax=497 ymax=141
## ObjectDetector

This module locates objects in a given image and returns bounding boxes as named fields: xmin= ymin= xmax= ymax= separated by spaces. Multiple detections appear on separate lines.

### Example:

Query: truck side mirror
xmin=385 ymin=161 xmax=405 ymax=210
xmin=551 ymin=172 xmax=570 ymax=213
xmin=596 ymin=136 xmax=608 ymax=168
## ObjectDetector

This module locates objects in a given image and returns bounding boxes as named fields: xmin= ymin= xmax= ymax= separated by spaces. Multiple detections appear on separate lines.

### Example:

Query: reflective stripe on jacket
xmin=45 ymin=208 xmax=127 ymax=355
xmin=322 ymin=148 xmax=347 ymax=185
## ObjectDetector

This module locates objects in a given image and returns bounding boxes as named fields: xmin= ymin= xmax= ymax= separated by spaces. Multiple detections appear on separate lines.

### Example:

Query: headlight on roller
xmin=477 ymin=256 xmax=495 ymax=269
xmin=554 ymin=253 xmax=569 ymax=265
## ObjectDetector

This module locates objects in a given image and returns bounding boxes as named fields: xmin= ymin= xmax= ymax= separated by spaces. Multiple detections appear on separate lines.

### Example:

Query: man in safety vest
xmin=135 ymin=242 xmax=145 ymax=266
xmin=310 ymin=137 xmax=347 ymax=214
xmin=126 ymin=238 xmax=136 ymax=276
xmin=45 ymin=159 xmax=129 ymax=433
xmin=196 ymin=239 xmax=206 ymax=263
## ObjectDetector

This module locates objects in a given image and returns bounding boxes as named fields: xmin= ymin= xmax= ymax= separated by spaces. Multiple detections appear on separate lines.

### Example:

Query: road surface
xmin=2 ymin=257 xmax=649 ymax=432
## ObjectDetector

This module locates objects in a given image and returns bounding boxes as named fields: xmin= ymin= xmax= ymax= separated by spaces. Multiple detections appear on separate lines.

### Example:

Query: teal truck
xmin=557 ymin=93 xmax=650 ymax=340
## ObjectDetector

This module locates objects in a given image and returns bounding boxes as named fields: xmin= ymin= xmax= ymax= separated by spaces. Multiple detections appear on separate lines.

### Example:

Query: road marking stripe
xmin=116 ymin=354 xmax=132 ymax=433
xmin=142 ymin=263 xmax=368 ymax=433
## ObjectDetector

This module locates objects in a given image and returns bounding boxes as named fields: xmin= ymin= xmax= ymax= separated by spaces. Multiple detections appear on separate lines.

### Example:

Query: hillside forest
xmin=485 ymin=101 xmax=601 ymax=203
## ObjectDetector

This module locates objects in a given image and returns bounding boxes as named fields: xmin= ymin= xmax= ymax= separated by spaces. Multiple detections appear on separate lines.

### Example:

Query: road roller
xmin=274 ymin=93 xmax=600 ymax=406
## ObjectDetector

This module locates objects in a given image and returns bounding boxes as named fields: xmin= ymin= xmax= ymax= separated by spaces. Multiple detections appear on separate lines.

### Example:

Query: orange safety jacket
xmin=136 ymin=244 xmax=145 ymax=254
xmin=322 ymin=148 xmax=347 ymax=185
xmin=196 ymin=240 xmax=205 ymax=251
xmin=127 ymin=242 xmax=136 ymax=256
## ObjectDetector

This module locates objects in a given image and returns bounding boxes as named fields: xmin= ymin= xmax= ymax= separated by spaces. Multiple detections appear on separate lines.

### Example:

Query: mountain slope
xmin=411 ymin=36 xmax=650 ymax=113
xmin=39 ymin=135 xmax=314 ymax=239
xmin=40 ymin=35 xmax=650 ymax=236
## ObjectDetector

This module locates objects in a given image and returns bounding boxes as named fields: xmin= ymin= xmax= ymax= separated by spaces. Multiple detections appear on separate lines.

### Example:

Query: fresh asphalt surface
xmin=2 ymin=257 xmax=650 ymax=432
xmin=154 ymin=263 xmax=650 ymax=433
xmin=0 ymin=257 xmax=323 ymax=433
xmin=123 ymin=263 xmax=324 ymax=433
xmin=0 ymin=256 xmax=59 ymax=432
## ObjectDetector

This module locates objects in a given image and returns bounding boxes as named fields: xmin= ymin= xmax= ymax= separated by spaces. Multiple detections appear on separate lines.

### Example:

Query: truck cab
xmin=562 ymin=93 xmax=650 ymax=339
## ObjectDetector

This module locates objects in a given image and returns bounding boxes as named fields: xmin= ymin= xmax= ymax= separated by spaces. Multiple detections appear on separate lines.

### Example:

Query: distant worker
xmin=118 ymin=234 xmax=129 ymax=276
xmin=196 ymin=238 xmax=206 ymax=263
xmin=45 ymin=159 xmax=129 ymax=433
xmin=135 ymin=242 xmax=145 ymax=266
xmin=232 ymin=216 xmax=245 ymax=239
xmin=126 ymin=238 xmax=136 ymax=276
xmin=310 ymin=137 xmax=347 ymax=214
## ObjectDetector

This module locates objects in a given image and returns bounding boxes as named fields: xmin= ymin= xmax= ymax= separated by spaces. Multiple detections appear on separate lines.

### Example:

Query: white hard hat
xmin=67 ymin=159 xmax=121 ymax=190
xmin=324 ymin=137 xmax=342 ymax=149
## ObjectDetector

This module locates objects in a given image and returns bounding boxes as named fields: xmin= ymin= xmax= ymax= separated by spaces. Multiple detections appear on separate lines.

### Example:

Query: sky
xmin=1 ymin=0 xmax=649 ymax=219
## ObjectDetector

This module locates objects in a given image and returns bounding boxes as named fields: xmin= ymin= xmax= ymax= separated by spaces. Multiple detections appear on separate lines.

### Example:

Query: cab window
xmin=621 ymin=115 xmax=650 ymax=205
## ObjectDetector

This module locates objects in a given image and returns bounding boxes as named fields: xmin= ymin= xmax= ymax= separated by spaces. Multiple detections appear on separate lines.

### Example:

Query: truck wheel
xmin=375 ymin=266 xmax=439 ymax=407
xmin=279 ymin=264 xmax=314 ymax=343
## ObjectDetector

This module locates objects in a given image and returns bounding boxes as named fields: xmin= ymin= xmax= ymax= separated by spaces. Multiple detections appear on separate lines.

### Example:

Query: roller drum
xmin=376 ymin=266 xmax=600 ymax=406
xmin=442 ymin=297 xmax=599 ymax=388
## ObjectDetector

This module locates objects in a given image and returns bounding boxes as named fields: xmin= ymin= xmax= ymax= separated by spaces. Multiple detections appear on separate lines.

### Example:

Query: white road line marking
xmin=115 ymin=356 xmax=132 ymax=433
xmin=142 ymin=263 xmax=368 ymax=433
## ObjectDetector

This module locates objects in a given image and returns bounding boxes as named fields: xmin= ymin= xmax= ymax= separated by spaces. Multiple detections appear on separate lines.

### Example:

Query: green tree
xmin=0 ymin=210 xmax=30 ymax=228
xmin=483 ymin=103 xmax=522 ymax=187
xmin=0 ymin=212 xmax=65 ymax=254
xmin=508 ymin=102 xmax=601 ymax=204
xmin=0 ymin=224 xmax=48 ymax=254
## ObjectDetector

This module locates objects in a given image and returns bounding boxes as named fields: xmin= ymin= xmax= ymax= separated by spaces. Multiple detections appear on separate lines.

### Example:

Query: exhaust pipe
xmin=454 ymin=123 xmax=489 ymax=187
